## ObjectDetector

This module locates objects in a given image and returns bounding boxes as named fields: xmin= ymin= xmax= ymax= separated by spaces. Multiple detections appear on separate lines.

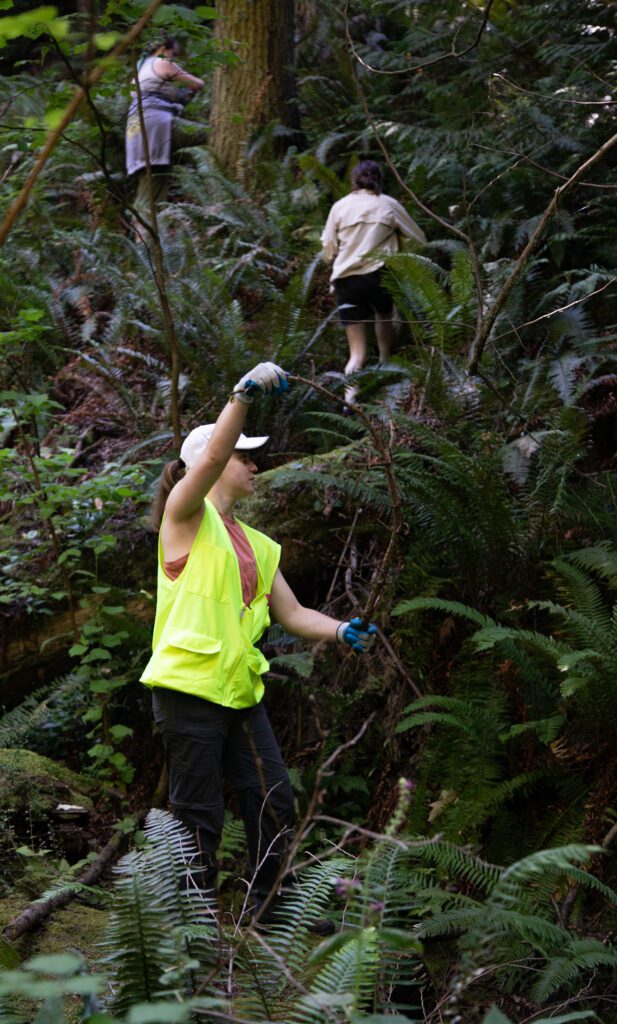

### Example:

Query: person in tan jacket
xmin=321 ymin=160 xmax=426 ymax=404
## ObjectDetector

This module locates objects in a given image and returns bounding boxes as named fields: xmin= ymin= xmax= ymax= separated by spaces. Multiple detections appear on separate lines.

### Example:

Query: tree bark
xmin=209 ymin=0 xmax=300 ymax=179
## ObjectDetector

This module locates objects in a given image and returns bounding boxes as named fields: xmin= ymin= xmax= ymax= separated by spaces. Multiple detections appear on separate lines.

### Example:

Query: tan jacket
xmin=321 ymin=189 xmax=426 ymax=281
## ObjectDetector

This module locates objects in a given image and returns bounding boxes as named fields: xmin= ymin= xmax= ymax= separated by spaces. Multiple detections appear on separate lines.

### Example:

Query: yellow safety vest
xmin=140 ymin=499 xmax=281 ymax=708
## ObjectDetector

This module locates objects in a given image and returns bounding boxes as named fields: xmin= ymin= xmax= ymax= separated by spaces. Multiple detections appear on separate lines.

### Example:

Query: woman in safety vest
xmin=141 ymin=361 xmax=377 ymax=925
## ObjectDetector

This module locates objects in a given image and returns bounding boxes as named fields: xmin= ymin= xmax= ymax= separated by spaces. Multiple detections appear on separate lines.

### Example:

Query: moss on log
xmin=0 ymin=748 xmax=96 ymax=817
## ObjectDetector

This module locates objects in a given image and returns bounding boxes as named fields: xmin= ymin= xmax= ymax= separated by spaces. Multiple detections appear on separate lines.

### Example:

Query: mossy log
xmin=0 ymin=748 xmax=97 ymax=817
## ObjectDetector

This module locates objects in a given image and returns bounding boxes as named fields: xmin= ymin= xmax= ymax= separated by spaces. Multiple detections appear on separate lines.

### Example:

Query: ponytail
xmin=152 ymin=458 xmax=185 ymax=530
xmin=351 ymin=159 xmax=383 ymax=195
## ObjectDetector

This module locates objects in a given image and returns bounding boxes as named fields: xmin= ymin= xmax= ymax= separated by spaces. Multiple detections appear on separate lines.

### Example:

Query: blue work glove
xmin=336 ymin=617 xmax=378 ymax=653
xmin=233 ymin=361 xmax=289 ymax=404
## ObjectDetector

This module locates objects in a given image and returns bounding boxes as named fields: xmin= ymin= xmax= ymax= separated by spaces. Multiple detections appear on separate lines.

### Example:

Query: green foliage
xmin=101 ymin=810 xmax=220 ymax=1013
xmin=0 ymin=1 xmax=616 ymax=1019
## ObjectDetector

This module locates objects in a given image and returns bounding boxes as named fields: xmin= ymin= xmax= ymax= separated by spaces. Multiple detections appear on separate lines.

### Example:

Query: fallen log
xmin=2 ymin=810 xmax=146 ymax=943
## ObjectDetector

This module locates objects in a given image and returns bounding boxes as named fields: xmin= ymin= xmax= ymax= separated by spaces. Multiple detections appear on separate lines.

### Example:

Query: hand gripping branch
xmin=287 ymin=373 xmax=403 ymax=631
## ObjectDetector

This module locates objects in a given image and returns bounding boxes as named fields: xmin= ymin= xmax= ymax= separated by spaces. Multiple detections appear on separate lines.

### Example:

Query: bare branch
xmin=289 ymin=373 xmax=403 ymax=627
xmin=343 ymin=0 xmax=495 ymax=76
xmin=492 ymin=71 xmax=617 ymax=107
xmin=130 ymin=50 xmax=183 ymax=447
xmin=468 ymin=127 xmax=617 ymax=373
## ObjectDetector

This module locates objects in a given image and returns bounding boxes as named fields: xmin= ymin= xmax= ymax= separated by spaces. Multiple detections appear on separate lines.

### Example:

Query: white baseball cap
xmin=180 ymin=424 xmax=269 ymax=469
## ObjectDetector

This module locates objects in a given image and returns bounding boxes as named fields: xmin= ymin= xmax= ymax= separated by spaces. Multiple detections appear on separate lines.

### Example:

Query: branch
xmin=468 ymin=127 xmax=617 ymax=373
xmin=492 ymin=71 xmax=617 ymax=107
xmin=130 ymin=50 xmax=182 ymax=447
xmin=491 ymin=275 xmax=617 ymax=341
xmin=0 ymin=0 xmax=165 ymax=246
xmin=289 ymin=373 xmax=403 ymax=626
xmin=343 ymin=0 xmax=495 ymax=76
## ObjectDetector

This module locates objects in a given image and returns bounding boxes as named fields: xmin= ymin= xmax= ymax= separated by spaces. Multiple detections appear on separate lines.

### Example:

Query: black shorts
xmin=333 ymin=268 xmax=394 ymax=327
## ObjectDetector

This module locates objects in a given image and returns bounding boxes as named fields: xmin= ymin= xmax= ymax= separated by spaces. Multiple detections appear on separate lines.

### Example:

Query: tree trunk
xmin=209 ymin=0 xmax=300 ymax=179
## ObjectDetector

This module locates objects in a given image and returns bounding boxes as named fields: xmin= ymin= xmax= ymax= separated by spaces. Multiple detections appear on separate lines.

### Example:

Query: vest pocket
xmin=165 ymin=627 xmax=222 ymax=654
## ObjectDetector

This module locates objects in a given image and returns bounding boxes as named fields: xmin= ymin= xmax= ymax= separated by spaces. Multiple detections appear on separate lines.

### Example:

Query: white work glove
xmin=232 ymin=362 xmax=289 ymax=404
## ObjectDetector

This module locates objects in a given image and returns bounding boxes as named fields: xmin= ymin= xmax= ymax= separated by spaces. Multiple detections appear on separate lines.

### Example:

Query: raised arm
xmin=165 ymin=362 xmax=287 ymax=525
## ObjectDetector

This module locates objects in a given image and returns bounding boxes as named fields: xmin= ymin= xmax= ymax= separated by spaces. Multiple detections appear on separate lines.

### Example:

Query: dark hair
xmin=351 ymin=160 xmax=383 ymax=195
xmin=152 ymin=458 xmax=184 ymax=530
xmin=144 ymin=33 xmax=181 ymax=57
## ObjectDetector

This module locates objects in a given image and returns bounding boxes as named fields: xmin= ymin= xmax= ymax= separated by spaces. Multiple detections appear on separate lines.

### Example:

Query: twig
xmin=0 ymin=0 xmax=166 ymax=246
xmin=492 ymin=71 xmax=617 ymax=107
xmin=325 ymin=509 xmax=361 ymax=604
xmin=490 ymin=275 xmax=617 ymax=340
xmin=289 ymin=373 xmax=403 ymax=627
xmin=131 ymin=50 xmax=182 ymax=448
xmin=279 ymin=714 xmax=377 ymax=882
xmin=343 ymin=0 xmax=495 ymax=76
xmin=468 ymin=127 xmax=617 ymax=372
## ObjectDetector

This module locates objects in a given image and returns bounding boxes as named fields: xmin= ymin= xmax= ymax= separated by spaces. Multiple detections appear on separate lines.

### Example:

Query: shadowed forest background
xmin=1 ymin=1 xmax=617 ymax=1022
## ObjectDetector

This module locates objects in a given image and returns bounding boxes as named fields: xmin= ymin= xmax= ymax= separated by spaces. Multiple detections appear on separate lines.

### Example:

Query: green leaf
xmin=89 ymin=678 xmax=125 ymax=694
xmin=377 ymin=927 xmax=423 ymax=952
xmin=25 ymin=952 xmax=83 ymax=975
xmin=500 ymin=715 xmax=564 ymax=744
xmin=195 ymin=5 xmax=217 ymax=16
xmin=308 ymin=929 xmax=357 ymax=965
xmin=87 ymin=743 xmax=114 ymax=760
xmin=268 ymin=651 xmax=314 ymax=678
xmin=43 ymin=107 xmax=64 ymax=130
xmin=94 ymin=30 xmax=118 ymax=49
xmin=109 ymin=724 xmax=133 ymax=740
xmin=108 ymin=751 xmax=129 ymax=767
xmin=127 ymin=1003 xmax=192 ymax=1023
xmin=82 ymin=647 xmax=112 ymax=663
xmin=0 ymin=938 xmax=20 ymax=969
xmin=483 ymin=1010 xmax=512 ymax=1024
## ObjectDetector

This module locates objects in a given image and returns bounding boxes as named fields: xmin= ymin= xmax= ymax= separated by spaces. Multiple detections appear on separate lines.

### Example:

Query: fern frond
xmin=393 ymin=596 xmax=496 ymax=628
xmin=100 ymin=850 xmax=173 ymax=1014
xmin=533 ymin=937 xmax=617 ymax=1002
xmin=290 ymin=927 xmax=381 ymax=1024
xmin=0 ymin=687 xmax=50 ymax=747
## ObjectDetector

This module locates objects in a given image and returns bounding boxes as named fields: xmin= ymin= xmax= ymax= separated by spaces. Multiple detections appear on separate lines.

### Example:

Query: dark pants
xmin=152 ymin=688 xmax=294 ymax=907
